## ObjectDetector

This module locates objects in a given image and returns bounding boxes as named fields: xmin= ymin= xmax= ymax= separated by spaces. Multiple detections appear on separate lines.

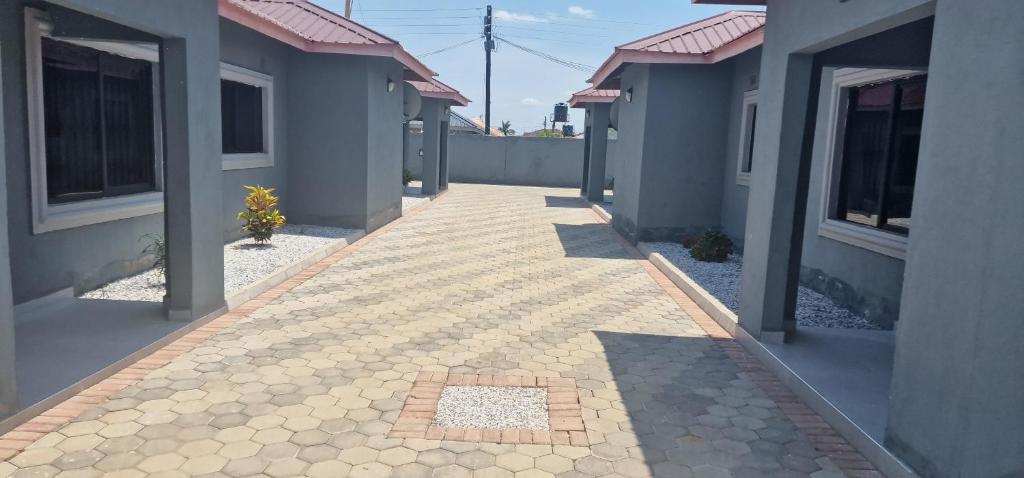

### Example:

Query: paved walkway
xmin=1 ymin=184 xmax=863 ymax=477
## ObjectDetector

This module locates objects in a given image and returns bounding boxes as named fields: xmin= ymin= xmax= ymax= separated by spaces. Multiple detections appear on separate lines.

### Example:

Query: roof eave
xmin=568 ymin=94 xmax=617 ymax=108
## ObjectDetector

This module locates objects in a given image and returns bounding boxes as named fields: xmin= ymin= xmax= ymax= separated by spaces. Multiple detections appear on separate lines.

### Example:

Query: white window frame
xmin=735 ymin=89 xmax=758 ymax=186
xmin=24 ymin=9 xmax=164 ymax=235
xmin=817 ymin=67 xmax=927 ymax=260
xmin=220 ymin=63 xmax=274 ymax=170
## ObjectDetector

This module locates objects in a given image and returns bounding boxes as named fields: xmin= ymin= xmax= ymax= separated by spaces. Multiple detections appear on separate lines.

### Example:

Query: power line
xmin=357 ymin=7 xmax=482 ymax=12
xmin=495 ymin=34 xmax=596 ymax=46
xmin=362 ymin=23 xmax=480 ymax=27
xmin=356 ymin=15 xmax=481 ymax=20
xmin=417 ymin=36 xmax=483 ymax=57
xmin=493 ymin=24 xmax=611 ymax=37
xmin=494 ymin=35 xmax=595 ymax=72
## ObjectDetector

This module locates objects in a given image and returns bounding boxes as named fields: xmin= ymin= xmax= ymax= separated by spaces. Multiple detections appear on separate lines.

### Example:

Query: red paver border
xmin=587 ymin=204 xmax=884 ymax=478
xmin=389 ymin=373 xmax=589 ymax=446
xmin=0 ymin=190 xmax=450 ymax=462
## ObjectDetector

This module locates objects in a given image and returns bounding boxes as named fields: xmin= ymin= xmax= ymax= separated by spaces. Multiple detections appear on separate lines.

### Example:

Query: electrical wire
xmin=357 ymin=7 xmax=482 ymax=12
xmin=493 ymin=35 xmax=595 ymax=72
xmin=417 ymin=36 xmax=483 ymax=57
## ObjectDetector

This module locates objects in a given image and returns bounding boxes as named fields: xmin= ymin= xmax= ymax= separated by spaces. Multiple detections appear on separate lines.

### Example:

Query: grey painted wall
xmin=404 ymin=133 xmax=619 ymax=189
xmin=886 ymin=2 xmax=1024 ymax=477
xmin=0 ymin=40 xmax=17 ymax=415
xmin=219 ymin=19 xmax=291 ymax=241
xmin=0 ymin=2 xmax=165 ymax=303
xmin=285 ymin=53 xmax=404 ymax=232
xmin=612 ymin=62 xmax=732 ymax=242
xmin=719 ymin=48 xmax=760 ymax=246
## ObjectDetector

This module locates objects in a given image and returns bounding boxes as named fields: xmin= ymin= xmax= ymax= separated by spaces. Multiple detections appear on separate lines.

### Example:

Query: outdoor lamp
xmin=625 ymin=88 xmax=633 ymax=103
xmin=387 ymin=78 xmax=395 ymax=92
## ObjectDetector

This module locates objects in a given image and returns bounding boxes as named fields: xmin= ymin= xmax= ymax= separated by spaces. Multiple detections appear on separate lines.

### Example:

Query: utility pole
xmin=484 ymin=5 xmax=494 ymax=135
xmin=344 ymin=0 xmax=352 ymax=17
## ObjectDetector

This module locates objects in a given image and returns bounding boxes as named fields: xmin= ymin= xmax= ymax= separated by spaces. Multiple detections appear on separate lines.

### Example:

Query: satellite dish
xmin=403 ymin=83 xmax=422 ymax=120
xmin=608 ymin=97 xmax=621 ymax=130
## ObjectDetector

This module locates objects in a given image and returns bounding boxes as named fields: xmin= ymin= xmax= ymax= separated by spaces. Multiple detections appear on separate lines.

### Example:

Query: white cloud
xmin=494 ymin=10 xmax=548 ymax=23
xmin=567 ymin=6 xmax=594 ymax=19
xmin=521 ymin=97 xmax=543 ymax=106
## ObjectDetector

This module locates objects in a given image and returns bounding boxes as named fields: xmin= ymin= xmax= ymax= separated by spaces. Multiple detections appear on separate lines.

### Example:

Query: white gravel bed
xmin=403 ymin=185 xmax=431 ymax=212
xmin=82 ymin=224 xmax=357 ymax=302
xmin=648 ymin=242 xmax=881 ymax=330
xmin=432 ymin=386 xmax=549 ymax=430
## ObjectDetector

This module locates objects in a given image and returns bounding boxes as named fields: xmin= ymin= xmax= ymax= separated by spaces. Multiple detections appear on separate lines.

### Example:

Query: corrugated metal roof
xmin=219 ymin=0 xmax=436 ymax=81
xmin=618 ymin=10 xmax=764 ymax=55
xmin=568 ymin=87 xmax=620 ymax=108
xmin=589 ymin=10 xmax=765 ymax=89
xmin=407 ymin=78 xmax=470 ymax=107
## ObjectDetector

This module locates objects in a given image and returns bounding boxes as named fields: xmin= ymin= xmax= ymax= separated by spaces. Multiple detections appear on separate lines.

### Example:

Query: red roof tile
xmin=590 ymin=11 xmax=765 ymax=89
xmin=407 ymin=78 xmax=470 ymax=107
xmin=219 ymin=0 xmax=435 ymax=81
xmin=568 ymin=87 xmax=619 ymax=108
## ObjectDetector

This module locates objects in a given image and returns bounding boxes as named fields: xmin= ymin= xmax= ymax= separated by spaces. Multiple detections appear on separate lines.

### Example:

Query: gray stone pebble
xmin=432 ymin=386 xmax=549 ymax=430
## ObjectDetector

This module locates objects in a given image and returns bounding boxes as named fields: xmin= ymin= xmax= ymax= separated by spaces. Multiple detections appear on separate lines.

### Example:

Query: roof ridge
xmin=298 ymin=0 xmax=401 ymax=45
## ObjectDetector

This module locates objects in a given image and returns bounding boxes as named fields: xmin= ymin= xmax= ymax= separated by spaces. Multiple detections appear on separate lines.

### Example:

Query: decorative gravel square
xmin=433 ymin=386 xmax=549 ymax=430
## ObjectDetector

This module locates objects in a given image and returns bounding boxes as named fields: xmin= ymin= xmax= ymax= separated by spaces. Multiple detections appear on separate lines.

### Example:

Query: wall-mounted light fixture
xmin=387 ymin=77 xmax=395 ymax=92
xmin=418 ymin=148 xmax=424 ymax=157
xmin=625 ymin=88 xmax=633 ymax=103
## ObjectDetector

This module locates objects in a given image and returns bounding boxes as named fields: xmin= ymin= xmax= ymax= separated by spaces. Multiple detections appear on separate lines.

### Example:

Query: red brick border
xmin=389 ymin=373 xmax=589 ymax=446
xmin=587 ymin=205 xmax=883 ymax=477
xmin=0 ymin=190 xmax=449 ymax=462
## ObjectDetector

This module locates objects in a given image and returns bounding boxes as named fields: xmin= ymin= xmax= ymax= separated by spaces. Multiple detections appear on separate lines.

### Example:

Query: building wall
xmin=719 ymin=47 xmax=761 ymax=246
xmin=613 ymin=62 xmax=732 ymax=243
xmin=363 ymin=56 xmax=404 ymax=231
xmin=886 ymin=2 xmax=1024 ymax=477
xmin=219 ymin=19 xmax=291 ymax=241
xmin=404 ymin=133 xmax=619 ymax=189
xmin=0 ymin=2 xmax=167 ymax=302
xmin=0 ymin=37 xmax=18 ymax=415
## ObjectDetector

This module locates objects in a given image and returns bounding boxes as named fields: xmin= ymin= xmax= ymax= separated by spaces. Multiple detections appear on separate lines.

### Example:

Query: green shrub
xmin=689 ymin=229 xmax=733 ymax=262
xmin=237 ymin=185 xmax=285 ymax=244
xmin=402 ymin=168 xmax=414 ymax=186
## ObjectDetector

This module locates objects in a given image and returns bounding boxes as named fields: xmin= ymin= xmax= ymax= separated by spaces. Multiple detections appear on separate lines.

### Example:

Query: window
xmin=819 ymin=68 xmax=927 ymax=259
xmin=736 ymin=89 xmax=758 ymax=185
xmin=42 ymin=38 xmax=156 ymax=203
xmin=25 ymin=9 xmax=163 ymax=234
xmin=220 ymin=64 xmax=273 ymax=170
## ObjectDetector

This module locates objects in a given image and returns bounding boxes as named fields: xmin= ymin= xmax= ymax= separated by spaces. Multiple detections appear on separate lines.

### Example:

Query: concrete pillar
xmin=885 ymin=3 xmax=1024 ymax=476
xmin=737 ymin=54 xmax=819 ymax=343
xmin=0 ymin=52 xmax=18 ymax=417
xmin=580 ymin=110 xmax=592 ymax=196
xmin=161 ymin=38 xmax=227 ymax=322
xmin=420 ymin=99 xmax=442 ymax=195
xmin=439 ymin=113 xmax=450 ymax=190
xmin=585 ymin=103 xmax=610 ymax=203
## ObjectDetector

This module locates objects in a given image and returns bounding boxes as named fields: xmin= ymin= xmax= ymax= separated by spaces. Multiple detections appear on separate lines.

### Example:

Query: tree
xmin=498 ymin=120 xmax=515 ymax=136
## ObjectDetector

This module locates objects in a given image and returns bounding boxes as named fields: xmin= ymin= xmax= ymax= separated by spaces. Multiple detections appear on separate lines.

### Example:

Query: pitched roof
xmin=568 ymin=87 xmax=620 ymax=108
xmin=449 ymin=111 xmax=484 ymax=134
xmin=590 ymin=11 xmax=765 ymax=89
xmin=407 ymin=78 xmax=470 ymax=107
xmin=470 ymin=117 xmax=506 ymax=136
xmin=219 ymin=0 xmax=435 ymax=81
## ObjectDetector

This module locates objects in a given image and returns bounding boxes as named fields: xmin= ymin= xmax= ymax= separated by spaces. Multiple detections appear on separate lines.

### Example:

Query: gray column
xmin=585 ymin=103 xmax=610 ymax=203
xmin=885 ymin=2 xmax=1024 ymax=476
xmin=737 ymin=54 xmax=818 ymax=343
xmin=580 ymin=107 xmax=592 ymax=196
xmin=0 ymin=54 xmax=18 ymax=417
xmin=161 ymin=38 xmax=227 ymax=322
xmin=420 ymin=99 xmax=442 ymax=195
xmin=438 ymin=114 xmax=450 ymax=190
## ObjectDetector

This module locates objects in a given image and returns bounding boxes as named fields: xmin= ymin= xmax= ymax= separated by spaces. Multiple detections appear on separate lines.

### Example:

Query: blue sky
xmin=315 ymin=1 xmax=759 ymax=134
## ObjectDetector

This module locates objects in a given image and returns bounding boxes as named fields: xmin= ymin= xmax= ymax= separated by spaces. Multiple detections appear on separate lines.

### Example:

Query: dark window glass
xmin=41 ymin=38 xmax=155 ymax=204
xmin=221 ymin=79 xmax=264 ymax=154
xmin=836 ymin=76 xmax=926 ymax=234
xmin=744 ymin=104 xmax=757 ymax=173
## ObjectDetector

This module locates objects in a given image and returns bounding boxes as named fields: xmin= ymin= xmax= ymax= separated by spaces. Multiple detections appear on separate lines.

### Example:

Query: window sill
xmin=817 ymin=219 xmax=907 ymax=260
xmin=33 ymin=191 xmax=163 ymax=235
xmin=736 ymin=172 xmax=751 ymax=187
xmin=223 ymin=153 xmax=274 ymax=171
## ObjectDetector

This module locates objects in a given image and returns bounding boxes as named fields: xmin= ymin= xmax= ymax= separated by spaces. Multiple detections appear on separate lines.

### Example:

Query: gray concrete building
xmin=694 ymin=1 xmax=1023 ymax=476
xmin=589 ymin=11 xmax=766 ymax=245
xmin=405 ymin=78 xmax=469 ymax=196
xmin=568 ymin=87 xmax=619 ymax=203
xmin=0 ymin=0 xmax=440 ymax=418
